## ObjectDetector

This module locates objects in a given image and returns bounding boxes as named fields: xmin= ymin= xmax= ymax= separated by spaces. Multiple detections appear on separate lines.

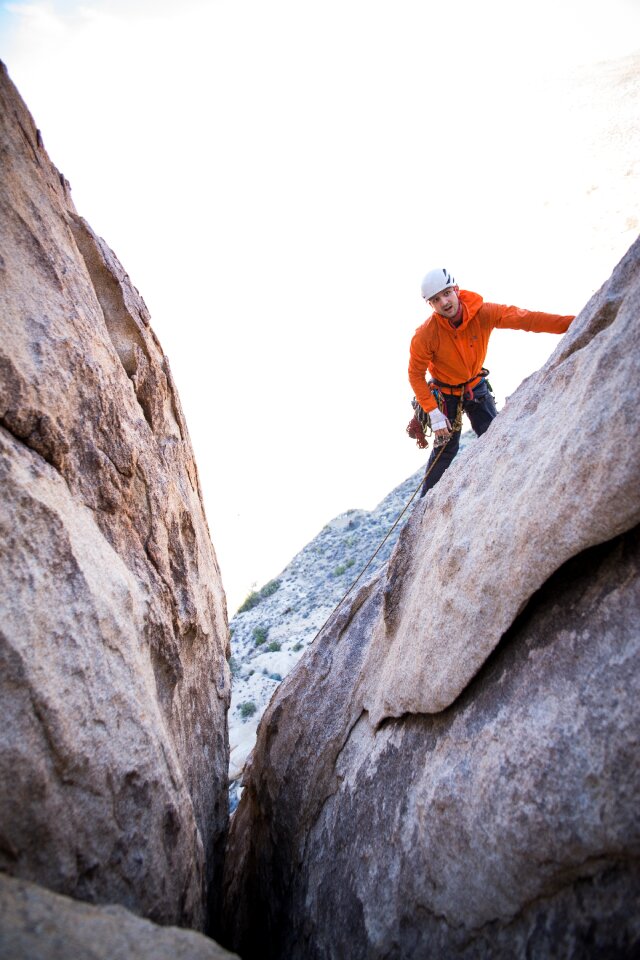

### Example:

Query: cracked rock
xmin=222 ymin=236 xmax=640 ymax=958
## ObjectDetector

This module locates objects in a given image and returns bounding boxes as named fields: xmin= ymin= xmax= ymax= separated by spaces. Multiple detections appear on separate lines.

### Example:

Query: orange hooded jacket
xmin=408 ymin=289 xmax=574 ymax=414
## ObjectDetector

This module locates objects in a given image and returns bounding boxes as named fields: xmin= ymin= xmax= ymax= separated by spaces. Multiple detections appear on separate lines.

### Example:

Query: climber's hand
xmin=434 ymin=426 xmax=451 ymax=443
xmin=429 ymin=407 xmax=452 ymax=444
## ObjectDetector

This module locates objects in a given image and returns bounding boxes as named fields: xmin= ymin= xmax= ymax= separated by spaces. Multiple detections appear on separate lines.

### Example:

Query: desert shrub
xmin=260 ymin=579 xmax=281 ymax=598
xmin=238 ymin=579 xmax=282 ymax=613
xmin=238 ymin=588 xmax=259 ymax=613
xmin=239 ymin=701 xmax=257 ymax=719
xmin=292 ymin=642 xmax=303 ymax=652
xmin=333 ymin=564 xmax=347 ymax=576
xmin=270 ymin=673 xmax=282 ymax=682
xmin=267 ymin=640 xmax=281 ymax=652
xmin=253 ymin=625 xmax=269 ymax=645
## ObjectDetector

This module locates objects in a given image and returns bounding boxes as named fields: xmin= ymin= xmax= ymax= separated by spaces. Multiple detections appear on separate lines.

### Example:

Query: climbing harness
xmin=430 ymin=367 xmax=492 ymax=401
xmin=407 ymin=381 xmax=466 ymax=449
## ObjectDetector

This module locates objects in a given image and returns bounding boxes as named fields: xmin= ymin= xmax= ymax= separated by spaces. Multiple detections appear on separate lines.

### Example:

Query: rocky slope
xmin=222 ymin=238 xmax=640 ymax=958
xmin=0 ymin=62 xmax=229 ymax=933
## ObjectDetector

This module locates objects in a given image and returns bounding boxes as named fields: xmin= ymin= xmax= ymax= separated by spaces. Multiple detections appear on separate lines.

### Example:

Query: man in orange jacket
xmin=409 ymin=267 xmax=574 ymax=496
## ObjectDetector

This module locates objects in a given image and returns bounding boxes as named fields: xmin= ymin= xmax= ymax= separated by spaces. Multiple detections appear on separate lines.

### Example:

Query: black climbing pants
xmin=420 ymin=379 xmax=498 ymax=497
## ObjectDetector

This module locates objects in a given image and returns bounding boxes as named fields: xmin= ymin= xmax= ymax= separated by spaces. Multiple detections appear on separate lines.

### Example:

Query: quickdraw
xmin=406 ymin=368 xmax=492 ymax=449
xmin=407 ymin=390 xmax=464 ymax=449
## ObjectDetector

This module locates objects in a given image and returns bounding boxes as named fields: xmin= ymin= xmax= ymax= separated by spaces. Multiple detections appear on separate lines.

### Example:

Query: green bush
xmin=292 ymin=642 xmax=303 ymax=652
xmin=237 ymin=579 xmax=282 ymax=613
xmin=239 ymin=701 xmax=257 ymax=719
xmin=238 ymin=589 xmax=260 ymax=613
xmin=260 ymin=579 xmax=281 ymax=598
xmin=267 ymin=640 xmax=281 ymax=652
xmin=333 ymin=564 xmax=347 ymax=576
xmin=253 ymin=625 xmax=269 ymax=645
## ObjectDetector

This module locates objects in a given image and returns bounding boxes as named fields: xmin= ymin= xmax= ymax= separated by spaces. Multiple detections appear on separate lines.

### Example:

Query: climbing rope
xmin=310 ymin=393 xmax=464 ymax=641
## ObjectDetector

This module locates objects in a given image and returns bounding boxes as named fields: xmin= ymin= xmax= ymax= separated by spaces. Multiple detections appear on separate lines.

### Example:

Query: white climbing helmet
xmin=420 ymin=267 xmax=457 ymax=301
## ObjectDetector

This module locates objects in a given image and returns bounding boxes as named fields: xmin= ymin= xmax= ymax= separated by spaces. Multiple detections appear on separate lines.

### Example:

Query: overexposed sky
xmin=2 ymin=0 xmax=639 ymax=611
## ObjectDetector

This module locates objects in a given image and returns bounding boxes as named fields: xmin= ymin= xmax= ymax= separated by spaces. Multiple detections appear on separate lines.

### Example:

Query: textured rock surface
xmin=222 ymin=240 xmax=640 ymax=958
xmin=0 ymin=62 xmax=229 ymax=930
xmin=228 ymin=441 xmax=473 ymax=796
xmin=357 ymin=239 xmax=640 ymax=723
xmin=0 ymin=873 xmax=238 ymax=960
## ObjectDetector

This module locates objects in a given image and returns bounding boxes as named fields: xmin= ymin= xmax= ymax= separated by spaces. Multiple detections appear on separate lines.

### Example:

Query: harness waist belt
xmin=429 ymin=368 xmax=488 ymax=396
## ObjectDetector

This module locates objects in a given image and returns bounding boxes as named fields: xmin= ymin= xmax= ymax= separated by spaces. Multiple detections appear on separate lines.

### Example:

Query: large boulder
xmin=0 ymin=62 xmax=229 ymax=930
xmin=222 ymin=237 xmax=640 ymax=958
xmin=0 ymin=873 xmax=238 ymax=960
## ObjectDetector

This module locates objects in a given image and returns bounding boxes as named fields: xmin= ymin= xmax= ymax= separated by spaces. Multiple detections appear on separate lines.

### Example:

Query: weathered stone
xmin=0 ymin=874 xmax=239 ymax=959
xmin=0 ymin=62 xmax=229 ymax=930
xmin=357 ymin=237 xmax=640 ymax=723
xmin=224 ymin=525 xmax=640 ymax=959
xmin=222 ymin=239 xmax=640 ymax=958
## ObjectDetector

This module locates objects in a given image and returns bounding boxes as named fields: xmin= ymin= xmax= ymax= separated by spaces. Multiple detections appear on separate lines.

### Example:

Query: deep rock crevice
xmin=228 ymin=522 xmax=640 ymax=957
xmin=222 ymin=236 xmax=640 ymax=959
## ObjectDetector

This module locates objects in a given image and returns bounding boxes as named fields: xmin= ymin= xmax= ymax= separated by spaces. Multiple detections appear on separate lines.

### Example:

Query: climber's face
xmin=428 ymin=286 xmax=460 ymax=319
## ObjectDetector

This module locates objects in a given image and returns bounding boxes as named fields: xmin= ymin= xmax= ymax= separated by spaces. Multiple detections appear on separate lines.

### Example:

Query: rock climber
xmin=409 ymin=268 xmax=575 ymax=496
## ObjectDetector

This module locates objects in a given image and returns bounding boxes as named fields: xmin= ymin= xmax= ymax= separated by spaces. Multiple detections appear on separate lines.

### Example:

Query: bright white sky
xmin=1 ymin=0 xmax=639 ymax=612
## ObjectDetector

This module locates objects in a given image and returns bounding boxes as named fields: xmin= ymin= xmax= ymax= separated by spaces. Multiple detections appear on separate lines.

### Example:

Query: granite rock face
xmin=227 ymin=451 xmax=469 ymax=793
xmin=0 ymin=62 xmax=229 ymax=930
xmin=357 ymin=240 xmax=640 ymax=723
xmin=222 ymin=238 xmax=640 ymax=958
xmin=0 ymin=874 xmax=238 ymax=960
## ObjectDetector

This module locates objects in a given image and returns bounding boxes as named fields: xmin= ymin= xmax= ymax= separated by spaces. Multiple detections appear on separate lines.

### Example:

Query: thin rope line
xmin=310 ymin=438 xmax=451 ymax=641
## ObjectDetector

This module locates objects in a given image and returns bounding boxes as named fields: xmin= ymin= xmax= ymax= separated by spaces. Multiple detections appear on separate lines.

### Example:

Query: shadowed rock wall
xmin=0 ymin=62 xmax=229 ymax=931
xmin=222 ymin=238 xmax=640 ymax=958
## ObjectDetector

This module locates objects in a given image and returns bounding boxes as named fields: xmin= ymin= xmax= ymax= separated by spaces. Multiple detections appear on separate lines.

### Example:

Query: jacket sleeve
xmin=408 ymin=328 xmax=438 ymax=413
xmin=487 ymin=303 xmax=575 ymax=334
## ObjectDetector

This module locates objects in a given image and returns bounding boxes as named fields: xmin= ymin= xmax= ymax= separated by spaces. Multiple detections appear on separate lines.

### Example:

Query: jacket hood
xmin=432 ymin=289 xmax=484 ymax=331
